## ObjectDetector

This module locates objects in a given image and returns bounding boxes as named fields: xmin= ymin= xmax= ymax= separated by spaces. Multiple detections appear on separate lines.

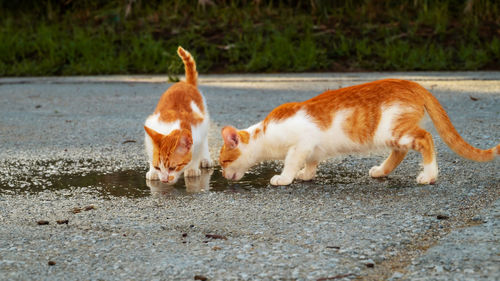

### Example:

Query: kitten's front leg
xmin=184 ymin=157 xmax=202 ymax=177
xmin=184 ymin=166 xmax=202 ymax=177
xmin=200 ymin=138 xmax=213 ymax=168
xmin=146 ymin=164 xmax=159 ymax=181
xmin=270 ymin=146 xmax=311 ymax=186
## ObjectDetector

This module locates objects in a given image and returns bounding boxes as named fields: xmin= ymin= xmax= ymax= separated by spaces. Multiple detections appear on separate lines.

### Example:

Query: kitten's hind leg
xmin=296 ymin=161 xmax=318 ymax=181
xmin=411 ymin=129 xmax=438 ymax=184
xmin=369 ymin=150 xmax=407 ymax=178
xmin=200 ymin=138 xmax=213 ymax=168
xmin=270 ymin=146 xmax=312 ymax=186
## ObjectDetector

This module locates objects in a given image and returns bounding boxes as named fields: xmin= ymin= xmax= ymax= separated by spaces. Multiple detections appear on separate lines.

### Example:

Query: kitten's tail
xmin=418 ymin=85 xmax=498 ymax=162
xmin=177 ymin=46 xmax=198 ymax=86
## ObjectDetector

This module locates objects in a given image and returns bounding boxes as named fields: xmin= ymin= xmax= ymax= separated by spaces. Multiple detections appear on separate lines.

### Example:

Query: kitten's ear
xmin=144 ymin=126 xmax=163 ymax=143
xmin=175 ymin=129 xmax=193 ymax=154
xmin=221 ymin=126 xmax=239 ymax=149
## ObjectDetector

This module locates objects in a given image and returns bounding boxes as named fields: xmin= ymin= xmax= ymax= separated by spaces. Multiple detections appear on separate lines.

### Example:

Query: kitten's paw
xmin=146 ymin=170 xmax=159 ymax=181
xmin=200 ymin=158 xmax=214 ymax=168
xmin=369 ymin=166 xmax=386 ymax=178
xmin=296 ymin=168 xmax=315 ymax=181
xmin=270 ymin=175 xmax=293 ymax=186
xmin=416 ymin=172 xmax=436 ymax=185
xmin=185 ymin=168 xmax=202 ymax=177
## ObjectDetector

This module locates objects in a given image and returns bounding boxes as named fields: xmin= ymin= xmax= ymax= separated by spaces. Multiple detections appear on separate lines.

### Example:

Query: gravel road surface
xmin=0 ymin=72 xmax=499 ymax=280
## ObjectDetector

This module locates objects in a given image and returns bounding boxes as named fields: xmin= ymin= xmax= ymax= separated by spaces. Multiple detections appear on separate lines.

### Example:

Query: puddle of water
xmin=0 ymin=165 xmax=279 ymax=198
xmin=1 ymin=162 xmax=400 ymax=198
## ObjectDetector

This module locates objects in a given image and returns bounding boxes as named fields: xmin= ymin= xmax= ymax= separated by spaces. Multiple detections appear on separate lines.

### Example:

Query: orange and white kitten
xmin=144 ymin=46 xmax=212 ymax=184
xmin=219 ymin=79 xmax=499 ymax=185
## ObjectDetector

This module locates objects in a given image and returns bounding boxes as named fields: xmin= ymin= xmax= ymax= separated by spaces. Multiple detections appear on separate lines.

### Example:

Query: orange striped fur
xmin=177 ymin=47 xmax=198 ymax=86
xmin=220 ymin=79 xmax=498 ymax=185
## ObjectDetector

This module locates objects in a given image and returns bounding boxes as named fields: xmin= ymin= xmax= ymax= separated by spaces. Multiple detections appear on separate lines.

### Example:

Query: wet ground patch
xmin=0 ymin=163 xmax=281 ymax=198
xmin=0 ymin=158 xmax=417 ymax=198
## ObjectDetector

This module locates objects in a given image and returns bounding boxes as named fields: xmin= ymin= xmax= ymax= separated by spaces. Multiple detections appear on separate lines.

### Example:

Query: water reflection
xmin=147 ymin=168 xmax=214 ymax=196
xmin=0 ymin=165 xmax=277 ymax=198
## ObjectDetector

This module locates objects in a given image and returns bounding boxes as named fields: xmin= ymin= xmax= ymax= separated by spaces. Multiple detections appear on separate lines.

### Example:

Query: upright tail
xmin=416 ymin=85 xmax=498 ymax=162
xmin=177 ymin=46 xmax=198 ymax=86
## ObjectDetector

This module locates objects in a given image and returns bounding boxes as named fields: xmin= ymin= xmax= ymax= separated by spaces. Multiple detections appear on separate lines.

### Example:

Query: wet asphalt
xmin=0 ymin=72 xmax=499 ymax=280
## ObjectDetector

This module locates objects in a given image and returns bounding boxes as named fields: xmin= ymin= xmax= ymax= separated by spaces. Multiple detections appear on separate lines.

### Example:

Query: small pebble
xmin=471 ymin=216 xmax=485 ymax=223
xmin=84 ymin=205 xmax=95 ymax=211
xmin=205 ymin=234 xmax=227 ymax=240
xmin=436 ymin=214 xmax=449 ymax=220
xmin=391 ymin=272 xmax=403 ymax=279
xmin=317 ymin=273 xmax=353 ymax=281
xmin=363 ymin=259 xmax=375 ymax=268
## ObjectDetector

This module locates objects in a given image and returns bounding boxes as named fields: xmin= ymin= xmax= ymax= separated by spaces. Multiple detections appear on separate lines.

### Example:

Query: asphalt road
xmin=0 ymin=72 xmax=499 ymax=280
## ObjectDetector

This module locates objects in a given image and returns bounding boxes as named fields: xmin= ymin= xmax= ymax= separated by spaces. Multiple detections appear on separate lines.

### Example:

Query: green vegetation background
xmin=1 ymin=0 xmax=499 ymax=76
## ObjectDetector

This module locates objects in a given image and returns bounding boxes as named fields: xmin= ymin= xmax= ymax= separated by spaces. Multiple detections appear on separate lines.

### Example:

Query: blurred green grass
xmin=0 ymin=0 xmax=499 ymax=76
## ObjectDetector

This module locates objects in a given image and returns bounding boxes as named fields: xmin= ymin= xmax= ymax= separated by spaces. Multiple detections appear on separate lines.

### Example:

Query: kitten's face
xmin=145 ymin=127 xmax=192 ymax=184
xmin=219 ymin=126 xmax=251 ymax=181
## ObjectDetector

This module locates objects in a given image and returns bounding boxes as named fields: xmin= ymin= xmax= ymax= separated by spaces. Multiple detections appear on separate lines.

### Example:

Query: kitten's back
xmin=153 ymin=47 xmax=205 ymax=126
xmin=263 ymin=79 xmax=421 ymax=131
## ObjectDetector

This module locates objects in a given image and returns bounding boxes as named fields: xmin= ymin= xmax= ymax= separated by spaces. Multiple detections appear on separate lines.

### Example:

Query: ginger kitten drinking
xmin=219 ymin=79 xmax=498 ymax=186
xmin=144 ymin=47 xmax=212 ymax=184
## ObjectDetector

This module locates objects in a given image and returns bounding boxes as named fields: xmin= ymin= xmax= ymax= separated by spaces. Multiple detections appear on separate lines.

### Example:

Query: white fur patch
xmin=190 ymin=101 xmax=203 ymax=116
xmin=417 ymin=158 xmax=438 ymax=184
xmin=373 ymin=105 xmax=403 ymax=146
xmin=246 ymin=122 xmax=262 ymax=135
xmin=398 ymin=135 xmax=413 ymax=147
xmin=189 ymin=116 xmax=210 ymax=161
xmin=144 ymin=113 xmax=180 ymax=135
xmin=322 ymin=109 xmax=358 ymax=154
xmin=255 ymin=109 xmax=360 ymax=160
xmin=262 ymin=110 xmax=318 ymax=159
xmin=144 ymin=133 xmax=154 ymax=162
xmin=423 ymin=158 xmax=438 ymax=175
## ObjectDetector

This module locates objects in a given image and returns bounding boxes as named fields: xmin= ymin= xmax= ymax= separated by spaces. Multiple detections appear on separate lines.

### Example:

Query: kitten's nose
xmin=162 ymin=175 xmax=175 ymax=183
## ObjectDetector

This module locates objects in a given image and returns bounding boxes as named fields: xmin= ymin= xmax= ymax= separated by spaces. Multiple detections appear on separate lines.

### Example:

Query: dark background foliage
xmin=1 ymin=0 xmax=499 ymax=76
